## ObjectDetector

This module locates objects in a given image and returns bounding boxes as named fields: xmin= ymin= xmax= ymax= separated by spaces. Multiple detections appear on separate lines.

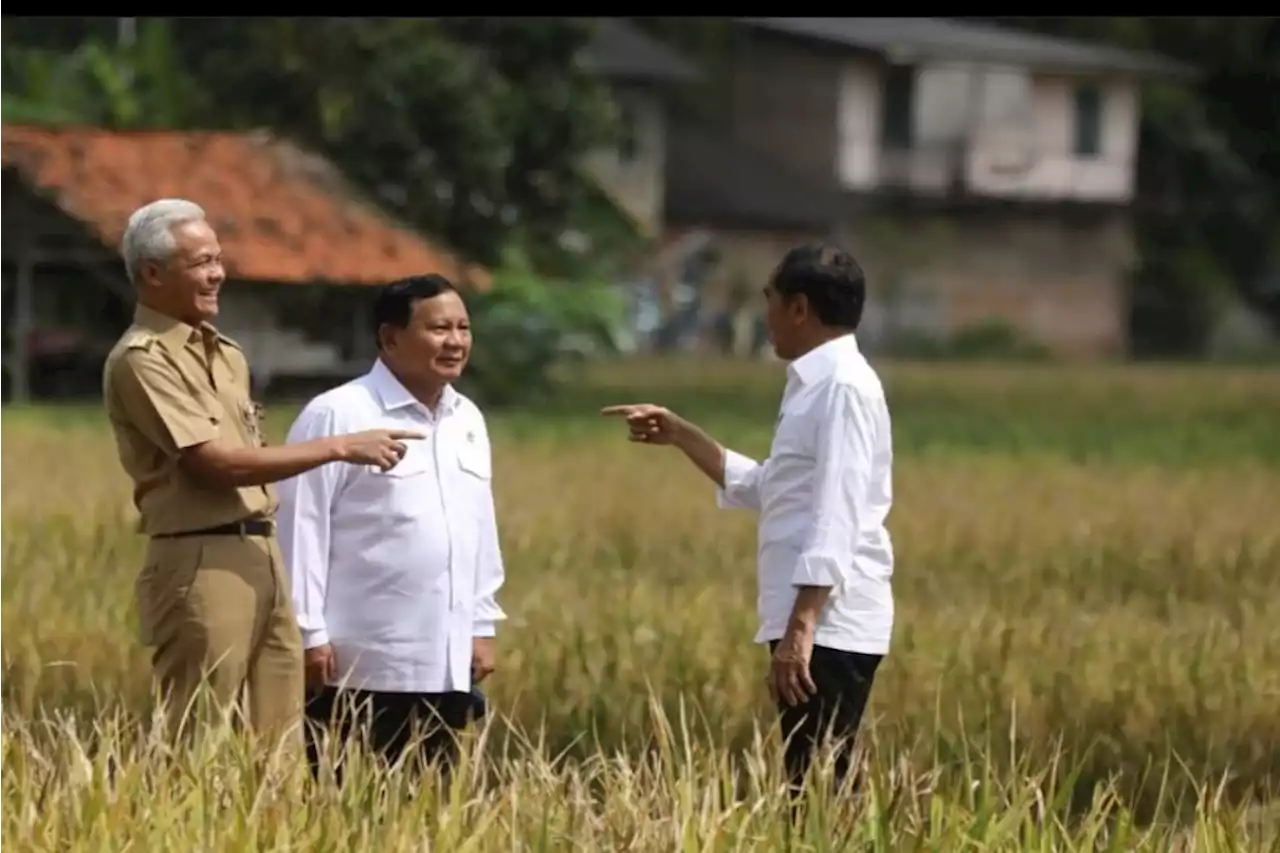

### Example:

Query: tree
xmin=2 ymin=16 xmax=636 ymax=404
xmin=2 ymin=18 xmax=203 ymax=127
xmin=165 ymin=17 xmax=630 ymax=278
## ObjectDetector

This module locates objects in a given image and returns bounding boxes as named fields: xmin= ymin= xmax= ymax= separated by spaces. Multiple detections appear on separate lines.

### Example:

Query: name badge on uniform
xmin=242 ymin=399 xmax=265 ymax=447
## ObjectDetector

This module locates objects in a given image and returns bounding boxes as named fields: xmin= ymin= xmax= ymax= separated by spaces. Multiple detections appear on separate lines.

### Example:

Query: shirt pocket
xmin=192 ymin=385 xmax=223 ymax=436
xmin=376 ymin=441 xmax=433 ymax=479
xmin=456 ymin=442 xmax=492 ymax=481
xmin=770 ymin=412 xmax=814 ymax=460
xmin=362 ymin=448 xmax=433 ymax=523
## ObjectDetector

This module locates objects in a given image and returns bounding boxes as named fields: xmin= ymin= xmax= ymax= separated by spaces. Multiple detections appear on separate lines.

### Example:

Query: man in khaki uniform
xmin=103 ymin=198 xmax=423 ymax=743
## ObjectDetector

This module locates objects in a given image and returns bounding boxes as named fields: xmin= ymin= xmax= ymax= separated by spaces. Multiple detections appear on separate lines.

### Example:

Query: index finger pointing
xmin=600 ymin=405 xmax=640 ymax=416
xmin=388 ymin=430 xmax=427 ymax=440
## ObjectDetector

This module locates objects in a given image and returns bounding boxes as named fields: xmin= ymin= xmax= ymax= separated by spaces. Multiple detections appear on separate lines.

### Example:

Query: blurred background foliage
xmin=3 ymin=16 xmax=1278 ymax=403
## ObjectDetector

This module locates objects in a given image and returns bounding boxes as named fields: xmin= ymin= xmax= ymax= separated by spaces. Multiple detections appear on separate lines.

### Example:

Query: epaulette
xmin=123 ymin=330 xmax=158 ymax=352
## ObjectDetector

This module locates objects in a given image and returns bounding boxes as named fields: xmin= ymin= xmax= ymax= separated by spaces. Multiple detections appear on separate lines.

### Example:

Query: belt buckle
xmin=241 ymin=518 xmax=272 ymax=537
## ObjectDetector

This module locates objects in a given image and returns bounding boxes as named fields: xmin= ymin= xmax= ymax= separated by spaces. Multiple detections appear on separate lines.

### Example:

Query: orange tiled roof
xmin=1 ymin=124 xmax=491 ymax=289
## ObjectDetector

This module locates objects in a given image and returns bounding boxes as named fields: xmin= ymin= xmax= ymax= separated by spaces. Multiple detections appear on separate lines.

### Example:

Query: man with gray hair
xmin=102 ymin=198 xmax=425 ymax=743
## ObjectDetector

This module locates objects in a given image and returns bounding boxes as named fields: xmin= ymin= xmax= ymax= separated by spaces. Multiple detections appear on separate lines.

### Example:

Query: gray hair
xmin=120 ymin=198 xmax=208 ymax=285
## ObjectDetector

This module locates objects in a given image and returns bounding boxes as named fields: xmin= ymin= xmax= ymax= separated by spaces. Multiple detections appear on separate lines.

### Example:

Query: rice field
xmin=3 ymin=359 xmax=1279 ymax=851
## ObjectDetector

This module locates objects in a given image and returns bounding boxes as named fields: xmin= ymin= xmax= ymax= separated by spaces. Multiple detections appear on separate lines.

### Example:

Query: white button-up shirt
xmin=276 ymin=360 xmax=507 ymax=694
xmin=717 ymin=334 xmax=895 ymax=655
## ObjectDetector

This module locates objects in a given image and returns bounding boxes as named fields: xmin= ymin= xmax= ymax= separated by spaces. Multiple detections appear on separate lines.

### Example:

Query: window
xmin=880 ymin=65 xmax=915 ymax=151
xmin=983 ymin=69 xmax=1033 ymax=129
xmin=617 ymin=101 xmax=641 ymax=163
xmin=1074 ymin=84 xmax=1102 ymax=158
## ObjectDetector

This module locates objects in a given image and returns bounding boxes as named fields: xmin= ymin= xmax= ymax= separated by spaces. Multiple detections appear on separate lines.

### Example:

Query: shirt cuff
xmin=792 ymin=552 xmax=846 ymax=592
xmin=716 ymin=448 xmax=758 ymax=509
xmin=472 ymin=620 xmax=497 ymax=638
xmin=301 ymin=626 xmax=330 ymax=649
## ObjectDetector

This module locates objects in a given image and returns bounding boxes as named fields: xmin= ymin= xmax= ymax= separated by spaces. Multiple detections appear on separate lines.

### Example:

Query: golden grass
xmin=3 ymin=360 xmax=1279 ymax=850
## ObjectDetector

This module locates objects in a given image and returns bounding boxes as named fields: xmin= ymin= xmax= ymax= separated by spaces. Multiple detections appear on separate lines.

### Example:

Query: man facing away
xmin=604 ymin=244 xmax=894 ymax=800
xmin=276 ymin=274 xmax=507 ymax=780
xmin=101 ymin=199 xmax=425 ymax=743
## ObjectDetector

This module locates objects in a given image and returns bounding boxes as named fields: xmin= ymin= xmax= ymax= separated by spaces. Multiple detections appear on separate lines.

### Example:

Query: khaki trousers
xmin=137 ymin=532 xmax=304 ymax=744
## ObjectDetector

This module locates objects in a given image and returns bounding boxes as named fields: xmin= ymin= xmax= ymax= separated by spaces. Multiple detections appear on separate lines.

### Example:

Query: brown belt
xmin=154 ymin=518 xmax=274 ymax=539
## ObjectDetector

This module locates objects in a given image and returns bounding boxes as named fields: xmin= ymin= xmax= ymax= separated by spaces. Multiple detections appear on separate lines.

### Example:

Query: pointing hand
xmin=336 ymin=429 xmax=426 ymax=471
xmin=600 ymin=404 xmax=683 ymax=446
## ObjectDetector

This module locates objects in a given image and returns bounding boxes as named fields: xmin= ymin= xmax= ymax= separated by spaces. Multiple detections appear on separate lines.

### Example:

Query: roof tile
xmin=1 ymin=124 xmax=491 ymax=289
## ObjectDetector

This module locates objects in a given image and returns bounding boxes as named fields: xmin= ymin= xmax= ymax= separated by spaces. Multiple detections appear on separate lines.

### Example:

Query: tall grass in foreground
xmin=4 ymin=361 xmax=1280 ymax=850
xmin=3 ymin=698 xmax=1276 ymax=851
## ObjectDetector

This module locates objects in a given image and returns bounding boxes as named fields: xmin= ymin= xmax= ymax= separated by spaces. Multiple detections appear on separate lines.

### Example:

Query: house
xmin=579 ymin=18 xmax=699 ymax=239
xmin=1 ymin=124 xmax=488 ymax=402
xmin=663 ymin=17 xmax=1191 ymax=358
xmin=662 ymin=120 xmax=847 ymax=354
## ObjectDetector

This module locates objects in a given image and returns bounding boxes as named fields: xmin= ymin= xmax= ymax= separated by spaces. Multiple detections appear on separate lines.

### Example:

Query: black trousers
xmin=304 ymin=687 xmax=480 ymax=784
xmin=770 ymin=641 xmax=882 ymax=798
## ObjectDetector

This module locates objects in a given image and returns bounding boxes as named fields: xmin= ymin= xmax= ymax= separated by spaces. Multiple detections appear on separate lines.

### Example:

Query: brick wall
xmin=675 ymin=209 xmax=1134 ymax=360
xmin=843 ymin=209 xmax=1134 ymax=358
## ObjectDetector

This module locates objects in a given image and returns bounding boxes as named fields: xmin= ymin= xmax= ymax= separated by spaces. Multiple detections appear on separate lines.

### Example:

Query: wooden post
xmin=10 ymin=251 xmax=35 ymax=404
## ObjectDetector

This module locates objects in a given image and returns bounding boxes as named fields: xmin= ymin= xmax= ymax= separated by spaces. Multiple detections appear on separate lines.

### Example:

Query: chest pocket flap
xmin=771 ymin=407 xmax=818 ymax=460
xmin=376 ymin=442 xmax=432 ymax=479
xmin=457 ymin=438 xmax=492 ymax=480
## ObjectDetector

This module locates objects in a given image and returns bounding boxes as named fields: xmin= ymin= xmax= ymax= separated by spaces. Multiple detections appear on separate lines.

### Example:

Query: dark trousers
xmin=304 ymin=687 xmax=480 ymax=785
xmin=770 ymin=641 xmax=882 ymax=798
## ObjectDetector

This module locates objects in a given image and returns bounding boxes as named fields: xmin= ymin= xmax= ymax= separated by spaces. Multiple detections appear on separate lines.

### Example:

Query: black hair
xmin=771 ymin=243 xmax=866 ymax=330
xmin=372 ymin=273 xmax=457 ymax=349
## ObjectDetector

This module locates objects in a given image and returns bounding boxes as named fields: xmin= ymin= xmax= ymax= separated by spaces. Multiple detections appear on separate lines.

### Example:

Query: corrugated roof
xmin=581 ymin=19 xmax=699 ymax=83
xmin=737 ymin=18 xmax=1191 ymax=78
xmin=1 ymin=124 xmax=491 ymax=288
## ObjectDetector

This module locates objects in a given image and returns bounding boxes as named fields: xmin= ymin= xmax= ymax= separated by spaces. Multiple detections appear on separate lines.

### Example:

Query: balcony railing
xmin=876 ymin=144 xmax=968 ymax=195
xmin=874 ymin=143 xmax=1132 ymax=203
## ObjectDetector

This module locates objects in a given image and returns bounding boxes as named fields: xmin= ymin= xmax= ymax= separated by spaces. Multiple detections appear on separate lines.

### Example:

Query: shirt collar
xmin=786 ymin=333 xmax=860 ymax=386
xmin=369 ymin=358 xmax=459 ymax=416
xmin=133 ymin=304 xmax=219 ymax=351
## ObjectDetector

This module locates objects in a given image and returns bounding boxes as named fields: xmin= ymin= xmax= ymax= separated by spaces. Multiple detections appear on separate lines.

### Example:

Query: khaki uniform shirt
xmin=103 ymin=305 xmax=275 ymax=536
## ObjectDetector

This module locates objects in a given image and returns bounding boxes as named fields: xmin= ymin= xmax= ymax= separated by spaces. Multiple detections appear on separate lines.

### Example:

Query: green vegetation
xmin=3 ymin=360 xmax=1278 ymax=849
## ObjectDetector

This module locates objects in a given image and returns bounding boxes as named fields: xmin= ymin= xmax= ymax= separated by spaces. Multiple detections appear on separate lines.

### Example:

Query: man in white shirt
xmin=604 ymin=244 xmax=893 ymax=801
xmin=277 ymin=274 xmax=507 ymax=780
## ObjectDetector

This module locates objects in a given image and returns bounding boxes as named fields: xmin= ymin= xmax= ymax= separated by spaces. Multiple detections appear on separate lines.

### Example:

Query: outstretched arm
xmin=112 ymin=349 xmax=355 ymax=488
xmin=668 ymin=415 xmax=766 ymax=511
xmin=602 ymin=403 xmax=765 ymax=511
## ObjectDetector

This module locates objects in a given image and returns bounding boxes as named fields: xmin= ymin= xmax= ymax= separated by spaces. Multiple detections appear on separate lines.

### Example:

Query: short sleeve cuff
xmin=171 ymin=419 xmax=220 ymax=450
xmin=472 ymin=620 xmax=497 ymax=638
